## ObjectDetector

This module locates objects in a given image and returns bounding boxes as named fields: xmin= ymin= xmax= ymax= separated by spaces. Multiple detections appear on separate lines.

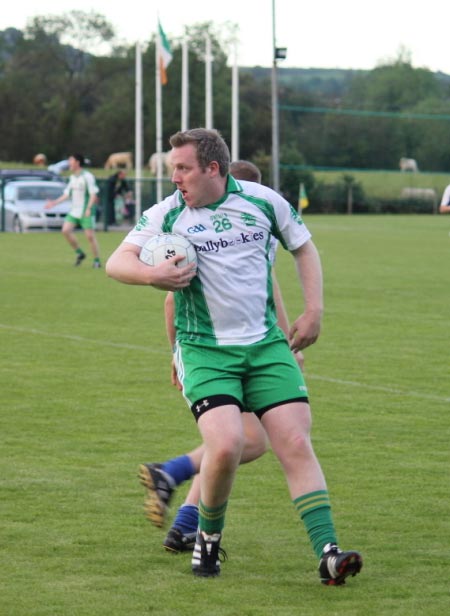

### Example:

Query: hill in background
xmin=243 ymin=66 xmax=365 ymax=99
xmin=242 ymin=65 xmax=450 ymax=99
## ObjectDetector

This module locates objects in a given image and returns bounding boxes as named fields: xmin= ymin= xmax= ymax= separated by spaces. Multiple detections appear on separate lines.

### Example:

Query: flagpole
xmin=205 ymin=34 xmax=213 ymax=129
xmin=181 ymin=36 xmax=189 ymax=131
xmin=231 ymin=38 xmax=239 ymax=161
xmin=134 ymin=41 xmax=143 ymax=221
xmin=155 ymin=32 xmax=163 ymax=203
xmin=271 ymin=0 xmax=280 ymax=192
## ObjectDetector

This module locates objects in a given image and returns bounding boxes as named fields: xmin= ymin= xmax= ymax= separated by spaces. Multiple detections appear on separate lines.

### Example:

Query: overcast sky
xmin=2 ymin=0 xmax=448 ymax=73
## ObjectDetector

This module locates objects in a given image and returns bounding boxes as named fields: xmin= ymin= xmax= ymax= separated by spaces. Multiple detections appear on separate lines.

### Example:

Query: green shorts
xmin=174 ymin=327 xmax=309 ymax=420
xmin=65 ymin=212 xmax=96 ymax=230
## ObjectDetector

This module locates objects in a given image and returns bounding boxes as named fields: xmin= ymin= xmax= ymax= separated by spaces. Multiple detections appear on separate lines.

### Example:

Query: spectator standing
xmin=106 ymin=170 xmax=133 ymax=225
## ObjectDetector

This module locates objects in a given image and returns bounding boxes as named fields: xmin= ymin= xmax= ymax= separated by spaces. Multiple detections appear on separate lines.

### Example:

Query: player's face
xmin=171 ymin=144 xmax=219 ymax=208
xmin=68 ymin=156 xmax=80 ymax=173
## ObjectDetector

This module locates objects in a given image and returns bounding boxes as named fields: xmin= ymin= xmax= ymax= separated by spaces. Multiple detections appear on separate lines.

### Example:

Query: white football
xmin=139 ymin=233 xmax=197 ymax=268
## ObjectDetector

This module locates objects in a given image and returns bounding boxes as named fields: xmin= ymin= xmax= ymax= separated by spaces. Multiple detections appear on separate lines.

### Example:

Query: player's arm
xmin=45 ymin=191 xmax=68 ymax=209
xmin=272 ymin=269 xmax=304 ymax=370
xmin=106 ymin=241 xmax=196 ymax=290
xmin=439 ymin=203 xmax=450 ymax=214
xmin=289 ymin=239 xmax=323 ymax=352
xmin=85 ymin=191 xmax=98 ymax=216
xmin=84 ymin=174 xmax=100 ymax=215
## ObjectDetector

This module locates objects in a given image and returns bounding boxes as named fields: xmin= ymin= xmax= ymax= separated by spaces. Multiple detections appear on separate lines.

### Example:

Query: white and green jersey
xmin=63 ymin=170 xmax=98 ymax=218
xmin=125 ymin=176 xmax=312 ymax=346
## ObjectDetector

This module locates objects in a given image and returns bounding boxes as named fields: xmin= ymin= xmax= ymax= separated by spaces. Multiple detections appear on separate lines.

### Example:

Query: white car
xmin=1 ymin=179 xmax=70 ymax=232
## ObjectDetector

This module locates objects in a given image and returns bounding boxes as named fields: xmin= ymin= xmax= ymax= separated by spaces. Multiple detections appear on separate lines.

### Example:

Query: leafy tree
xmin=26 ymin=11 xmax=115 ymax=56
xmin=345 ymin=55 xmax=441 ymax=112
xmin=0 ymin=12 xmax=124 ymax=163
xmin=239 ymin=72 xmax=271 ymax=160
xmin=76 ymin=52 xmax=136 ymax=165
xmin=334 ymin=56 xmax=447 ymax=168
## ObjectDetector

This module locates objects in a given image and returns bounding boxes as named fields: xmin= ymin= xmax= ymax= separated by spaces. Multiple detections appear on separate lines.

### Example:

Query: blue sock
xmin=161 ymin=455 xmax=195 ymax=486
xmin=173 ymin=504 xmax=199 ymax=534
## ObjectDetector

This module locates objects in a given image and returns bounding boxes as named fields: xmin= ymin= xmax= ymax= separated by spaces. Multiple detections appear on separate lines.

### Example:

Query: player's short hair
xmin=169 ymin=128 xmax=230 ymax=177
xmin=230 ymin=160 xmax=262 ymax=183
xmin=71 ymin=153 xmax=85 ymax=167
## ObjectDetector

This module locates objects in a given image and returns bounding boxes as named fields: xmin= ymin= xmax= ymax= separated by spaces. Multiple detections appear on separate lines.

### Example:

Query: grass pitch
xmin=1 ymin=215 xmax=449 ymax=615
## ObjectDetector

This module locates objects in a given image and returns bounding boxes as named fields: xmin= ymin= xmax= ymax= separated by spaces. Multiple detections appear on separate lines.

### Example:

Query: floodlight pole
xmin=271 ymin=0 xmax=280 ymax=192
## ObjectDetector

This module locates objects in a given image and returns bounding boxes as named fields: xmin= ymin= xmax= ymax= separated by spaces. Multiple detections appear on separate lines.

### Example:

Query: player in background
xmin=106 ymin=128 xmax=362 ymax=584
xmin=46 ymin=153 xmax=101 ymax=268
xmin=139 ymin=160 xmax=305 ymax=554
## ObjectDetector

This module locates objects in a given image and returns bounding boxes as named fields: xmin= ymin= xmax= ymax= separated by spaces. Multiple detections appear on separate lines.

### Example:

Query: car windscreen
xmin=17 ymin=186 xmax=64 ymax=200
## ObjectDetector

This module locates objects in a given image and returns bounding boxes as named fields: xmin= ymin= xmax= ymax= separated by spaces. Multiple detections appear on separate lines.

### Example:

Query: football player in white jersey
xmin=46 ymin=153 xmax=101 ymax=268
xmin=138 ymin=160 xmax=306 ymax=554
xmin=106 ymin=129 xmax=362 ymax=585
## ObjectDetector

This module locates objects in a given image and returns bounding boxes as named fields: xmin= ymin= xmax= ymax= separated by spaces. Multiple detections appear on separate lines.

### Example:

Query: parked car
xmin=0 ymin=179 xmax=69 ymax=232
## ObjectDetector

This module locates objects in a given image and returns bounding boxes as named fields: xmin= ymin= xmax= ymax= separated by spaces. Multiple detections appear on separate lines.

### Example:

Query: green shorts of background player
xmin=65 ymin=212 xmax=96 ymax=230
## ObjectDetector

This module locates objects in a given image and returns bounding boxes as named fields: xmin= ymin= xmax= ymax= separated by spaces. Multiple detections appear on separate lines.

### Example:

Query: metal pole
xmin=156 ymin=34 xmax=163 ymax=203
xmin=271 ymin=0 xmax=280 ymax=192
xmin=205 ymin=35 xmax=213 ymax=129
xmin=231 ymin=39 xmax=239 ymax=161
xmin=134 ymin=42 xmax=143 ymax=221
xmin=181 ymin=36 xmax=189 ymax=131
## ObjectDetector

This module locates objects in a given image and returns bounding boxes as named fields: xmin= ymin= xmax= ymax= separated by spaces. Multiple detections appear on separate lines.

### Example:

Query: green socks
xmin=294 ymin=490 xmax=338 ymax=557
xmin=198 ymin=500 xmax=228 ymax=534
xmin=198 ymin=490 xmax=337 ymax=553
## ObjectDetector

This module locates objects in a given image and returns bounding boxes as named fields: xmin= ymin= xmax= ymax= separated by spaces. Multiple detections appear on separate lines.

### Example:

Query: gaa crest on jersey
xmin=187 ymin=224 xmax=207 ymax=234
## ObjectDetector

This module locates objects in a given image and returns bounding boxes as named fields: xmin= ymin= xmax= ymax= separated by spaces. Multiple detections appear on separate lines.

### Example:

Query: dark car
xmin=0 ymin=169 xmax=62 ymax=182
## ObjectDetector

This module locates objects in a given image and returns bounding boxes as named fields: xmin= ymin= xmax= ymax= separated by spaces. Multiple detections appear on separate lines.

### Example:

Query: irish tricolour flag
xmin=158 ymin=21 xmax=172 ymax=85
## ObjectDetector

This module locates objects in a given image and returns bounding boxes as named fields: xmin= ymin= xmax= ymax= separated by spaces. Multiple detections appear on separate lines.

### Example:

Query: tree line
xmin=1 ymin=13 xmax=450 ymax=202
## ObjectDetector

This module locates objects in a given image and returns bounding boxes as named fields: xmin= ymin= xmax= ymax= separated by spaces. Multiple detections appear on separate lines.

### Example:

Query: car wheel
xmin=12 ymin=215 xmax=23 ymax=233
